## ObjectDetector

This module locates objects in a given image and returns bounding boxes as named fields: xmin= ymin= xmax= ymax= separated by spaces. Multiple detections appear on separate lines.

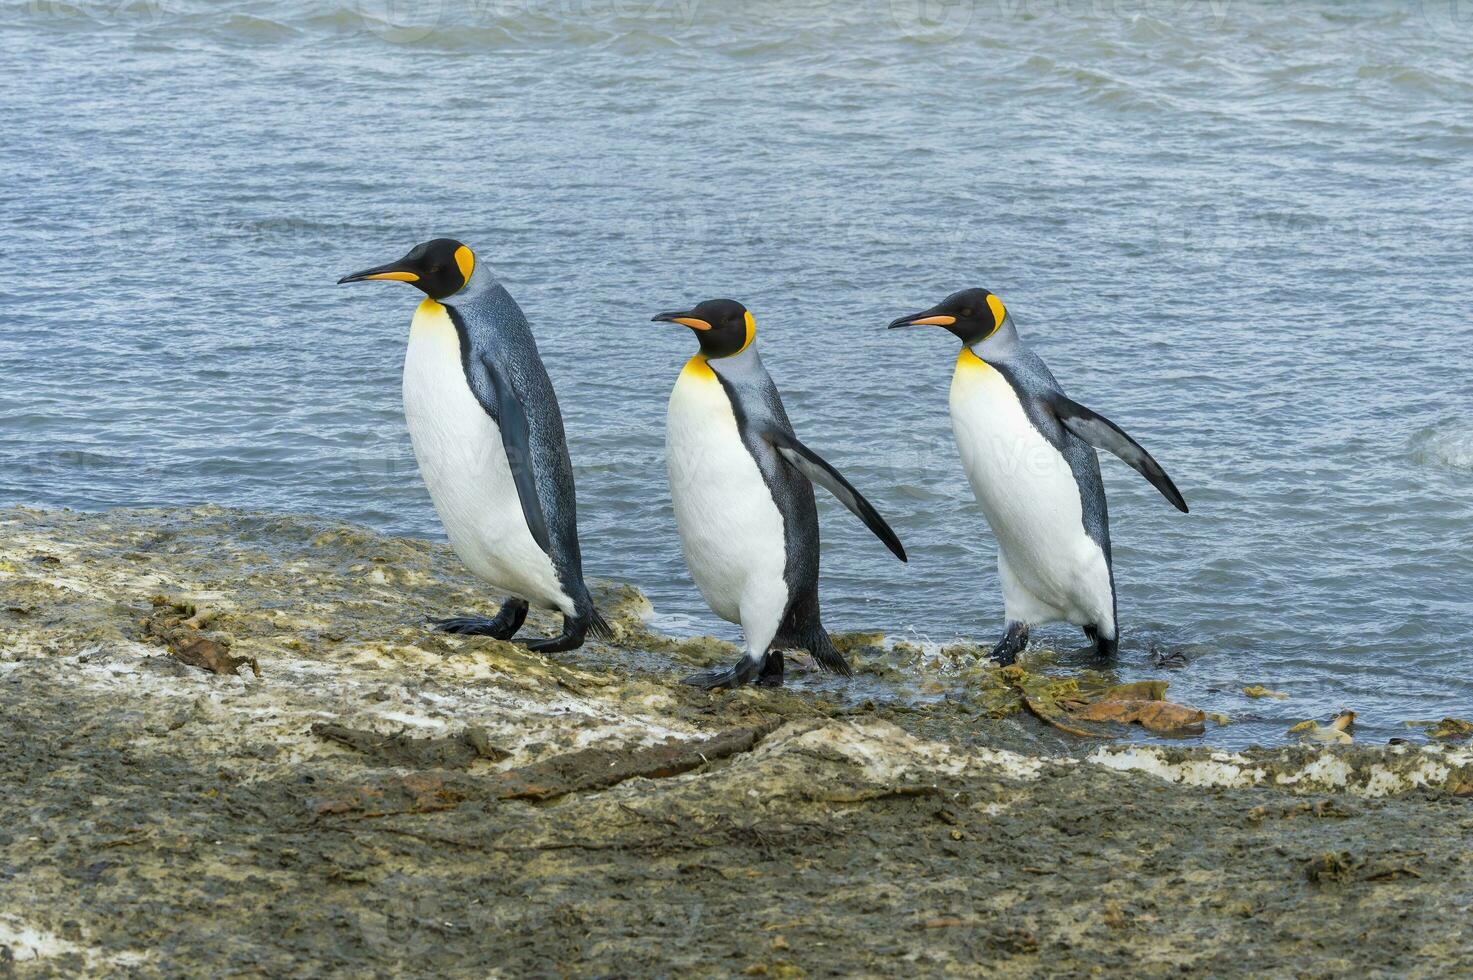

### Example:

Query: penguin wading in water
xmin=888 ymin=289 xmax=1187 ymax=665
xmin=340 ymin=239 xmax=610 ymax=651
xmin=654 ymin=299 xmax=908 ymax=689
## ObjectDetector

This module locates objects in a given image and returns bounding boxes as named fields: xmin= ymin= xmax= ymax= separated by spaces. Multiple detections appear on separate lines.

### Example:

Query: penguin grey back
xmin=443 ymin=268 xmax=591 ymax=594
xmin=974 ymin=320 xmax=1113 ymax=569
xmin=707 ymin=346 xmax=822 ymax=603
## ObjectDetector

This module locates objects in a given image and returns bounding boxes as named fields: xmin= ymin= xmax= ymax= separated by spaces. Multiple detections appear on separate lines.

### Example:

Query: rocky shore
xmin=1 ymin=505 xmax=1470 ymax=976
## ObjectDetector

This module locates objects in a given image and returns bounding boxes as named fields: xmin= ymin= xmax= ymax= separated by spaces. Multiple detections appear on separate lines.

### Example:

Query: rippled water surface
xmin=3 ymin=0 xmax=1471 ymax=746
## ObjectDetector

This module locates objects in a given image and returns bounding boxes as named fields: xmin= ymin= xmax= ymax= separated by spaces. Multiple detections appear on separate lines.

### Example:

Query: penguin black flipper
xmin=476 ymin=353 xmax=554 ymax=552
xmin=767 ymin=430 xmax=908 ymax=562
xmin=1050 ymin=395 xmax=1189 ymax=514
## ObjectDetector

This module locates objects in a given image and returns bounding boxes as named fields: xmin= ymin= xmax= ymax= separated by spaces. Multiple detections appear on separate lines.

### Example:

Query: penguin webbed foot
xmin=517 ymin=630 xmax=584 ymax=654
xmin=430 ymin=598 xmax=529 ymax=639
xmin=989 ymin=622 xmax=1030 ymax=666
xmin=682 ymin=653 xmax=763 ymax=690
xmin=515 ymin=612 xmax=591 ymax=654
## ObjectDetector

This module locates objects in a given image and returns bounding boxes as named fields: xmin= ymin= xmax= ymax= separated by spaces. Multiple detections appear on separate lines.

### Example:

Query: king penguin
xmin=888 ymin=288 xmax=1188 ymax=665
xmin=653 ymin=299 xmax=907 ymax=689
xmin=339 ymin=238 xmax=609 ymax=651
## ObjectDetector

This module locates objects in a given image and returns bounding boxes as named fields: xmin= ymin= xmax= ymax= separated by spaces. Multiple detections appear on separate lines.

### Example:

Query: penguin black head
xmin=652 ymin=298 xmax=756 ymax=359
xmin=338 ymin=238 xmax=475 ymax=300
xmin=887 ymin=288 xmax=1007 ymax=345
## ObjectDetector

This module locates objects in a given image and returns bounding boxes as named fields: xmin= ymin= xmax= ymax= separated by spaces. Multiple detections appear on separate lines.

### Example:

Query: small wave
xmin=1016 ymin=55 xmax=1168 ymax=113
xmin=1355 ymin=64 xmax=1473 ymax=98
xmin=215 ymin=13 xmax=300 ymax=43
xmin=1410 ymin=426 xmax=1473 ymax=472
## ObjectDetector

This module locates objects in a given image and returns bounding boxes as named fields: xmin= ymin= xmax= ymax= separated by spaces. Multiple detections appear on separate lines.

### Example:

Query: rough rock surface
xmin=1 ymin=506 xmax=1470 ymax=976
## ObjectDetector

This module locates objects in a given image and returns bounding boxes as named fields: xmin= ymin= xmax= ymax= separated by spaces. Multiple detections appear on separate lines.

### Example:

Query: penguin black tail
xmin=587 ymin=606 xmax=615 ymax=643
xmin=809 ymin=627 xmax=853 ymax=678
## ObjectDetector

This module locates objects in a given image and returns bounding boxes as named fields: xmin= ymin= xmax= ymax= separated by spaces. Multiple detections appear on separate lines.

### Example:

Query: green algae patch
xmin=995 ymin=665 xmax=1108 ymax=737
xmin=969 ymin=665 xmax=1210 ymax=738
xmin=1406 ymin=717 xmax=1473 ymax=742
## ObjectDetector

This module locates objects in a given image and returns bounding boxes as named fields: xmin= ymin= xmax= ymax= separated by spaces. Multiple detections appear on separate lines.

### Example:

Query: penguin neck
xmin=442 ymin=261 xmax=499 ymax=306
xmin=703 ymin=342 xmax=765 ymax=381
xmin=965 ymin=315 xmax=1022 ymax=363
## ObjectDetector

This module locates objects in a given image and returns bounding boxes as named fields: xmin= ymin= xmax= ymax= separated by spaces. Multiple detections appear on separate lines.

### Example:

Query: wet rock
xmin=1147 ymin=644 xmax=1189 ymax=669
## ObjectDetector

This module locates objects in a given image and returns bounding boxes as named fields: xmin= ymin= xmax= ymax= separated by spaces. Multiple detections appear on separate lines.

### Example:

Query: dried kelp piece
xmin=493 ymin=722 xmax=780 ymax=802
xmin=997 ymin=667 xmax=1209 ymax=739
xmin=312 ymin=772 xmax=471 ymax=818
xmin=172 ymin=634 xmax=260 ymax=678
xmin=1072 ymin=699 xmax=1207 ymax=737
xmin=142 ymin=595 xmax=260 ymax=678
xmin=1305 ymin=849 xmax=1426 ymax=885
xmin=998 ymin=666 xmax=1117 ymax=739
xmin=1097 ymin=680 xmax=1168 ymax=702
xmin=310 ymin=722 xmax=510 ymax=769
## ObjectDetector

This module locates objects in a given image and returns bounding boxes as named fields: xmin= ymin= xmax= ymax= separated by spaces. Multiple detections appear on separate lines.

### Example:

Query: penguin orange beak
xmin=652 ymin=311 xmax=712 ymax=331
xmin=887 ymin=307 xmax=956 ymax=329
xmin=338 ymin=261 xmax=420 ymax=285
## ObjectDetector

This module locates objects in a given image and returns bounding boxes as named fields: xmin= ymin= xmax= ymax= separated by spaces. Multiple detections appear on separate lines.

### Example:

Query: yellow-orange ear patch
xmin=739 ymin=310 xmax=756 ymax=353
xmin=454 ymin=245 xmax=475 ymax=284
xmin=987 ymin=293 xmax=1007 ymax=330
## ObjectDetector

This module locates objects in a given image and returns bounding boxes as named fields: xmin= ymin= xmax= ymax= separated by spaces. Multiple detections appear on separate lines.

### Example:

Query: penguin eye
xmin=430 ymin=265 xmax=444 ymax=275
xmin=961 ymin=308 xmax=974 ymax=318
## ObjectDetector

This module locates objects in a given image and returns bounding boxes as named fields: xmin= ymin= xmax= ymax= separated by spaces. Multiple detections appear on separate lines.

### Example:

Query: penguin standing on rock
xmin=340 ymin=239 xmax=609 ymax=651
xmin=888 ymin=288 xmax=1187 ymax=665
xmin=655 ymin=299 xmax=907 ymax=689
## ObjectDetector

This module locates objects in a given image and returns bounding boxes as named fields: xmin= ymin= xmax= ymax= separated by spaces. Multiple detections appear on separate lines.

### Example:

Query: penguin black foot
xmin=989 ymin=622 xmax=1030 ymax=666
xmin=516 ymin=612 xmax=593 ymax=654
xmin=682 ymin=653 xmax=762 ymax=690
xmin=1084 ymin=625 xmax=1118 ymax=660
xmin=754 ymin=650 xmax=784 ymax=688
xmin=431 ymin=598 xmax=528 ymax=639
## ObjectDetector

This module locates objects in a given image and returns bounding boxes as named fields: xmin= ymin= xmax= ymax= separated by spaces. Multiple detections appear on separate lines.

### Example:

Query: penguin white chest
xmin=665 ymin=358 xmax=787 ymax=626
xmin=401 ymin=299 xmax=570 ymax=614
xmin=949 ymin=350 xmax=1113 ymax=629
